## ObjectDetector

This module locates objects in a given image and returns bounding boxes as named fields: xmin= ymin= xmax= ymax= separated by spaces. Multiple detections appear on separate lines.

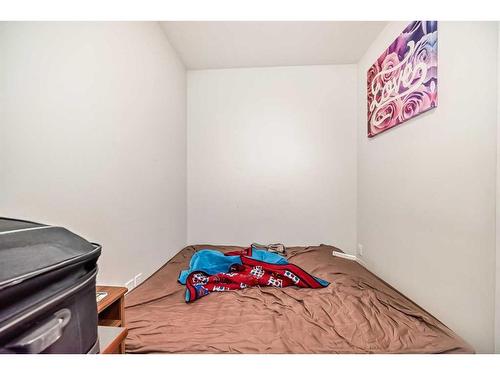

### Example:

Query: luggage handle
xmin=6 ymin=309 xmax=71 ymax=354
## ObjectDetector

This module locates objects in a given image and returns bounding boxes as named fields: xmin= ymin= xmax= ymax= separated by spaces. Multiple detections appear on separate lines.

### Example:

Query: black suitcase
xmin=0 ymin=217 xmax=101 ymax=354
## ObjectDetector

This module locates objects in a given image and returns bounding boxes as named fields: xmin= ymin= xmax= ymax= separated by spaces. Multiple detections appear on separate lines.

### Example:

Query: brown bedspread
xmin=124 ymin=244 xmax=473 ymax=354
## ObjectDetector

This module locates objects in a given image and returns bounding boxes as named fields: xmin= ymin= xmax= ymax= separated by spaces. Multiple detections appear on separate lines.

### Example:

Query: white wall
xmin=0 ymin=22 xmax=187 ymax=286
xmin=357 ymin=22 xmax=497 ymax=353
xmin=187 ymin=65 xmax=357 ymax=250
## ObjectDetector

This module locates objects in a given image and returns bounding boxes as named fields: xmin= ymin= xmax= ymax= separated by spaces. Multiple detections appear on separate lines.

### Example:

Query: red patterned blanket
xmin=185 ymin=254 xmax=328 ymax=302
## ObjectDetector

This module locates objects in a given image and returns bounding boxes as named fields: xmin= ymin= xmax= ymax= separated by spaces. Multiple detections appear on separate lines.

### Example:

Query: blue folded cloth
xmin=178 ymin=248 xmax=288 ymax=285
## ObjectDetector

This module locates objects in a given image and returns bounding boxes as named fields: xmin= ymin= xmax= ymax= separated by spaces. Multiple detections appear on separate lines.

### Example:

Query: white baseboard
xmin=332 ymin=250 xmax=367 ymax=267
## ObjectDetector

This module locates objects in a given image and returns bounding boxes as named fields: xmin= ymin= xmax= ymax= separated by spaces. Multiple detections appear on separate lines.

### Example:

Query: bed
xmin=124 ymin=244 xmax=473 ymax=354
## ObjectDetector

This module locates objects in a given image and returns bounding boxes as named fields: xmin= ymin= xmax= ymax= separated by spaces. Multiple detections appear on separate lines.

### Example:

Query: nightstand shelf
xmin=99 ymin=319 xmax=122 ymax=327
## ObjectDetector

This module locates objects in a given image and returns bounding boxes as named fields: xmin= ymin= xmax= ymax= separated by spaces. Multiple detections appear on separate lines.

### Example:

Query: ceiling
xmin=160 ymin=21 xmax=387 ymax=70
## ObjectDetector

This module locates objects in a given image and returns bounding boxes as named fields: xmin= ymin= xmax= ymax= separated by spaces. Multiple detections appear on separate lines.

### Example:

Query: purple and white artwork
xmin=367 ymin=21 xmax=438 ymax=137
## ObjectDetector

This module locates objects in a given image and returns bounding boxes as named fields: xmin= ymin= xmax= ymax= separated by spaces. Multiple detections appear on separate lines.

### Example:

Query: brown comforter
xmin=124 ymin=244 xmax=473 ymax=354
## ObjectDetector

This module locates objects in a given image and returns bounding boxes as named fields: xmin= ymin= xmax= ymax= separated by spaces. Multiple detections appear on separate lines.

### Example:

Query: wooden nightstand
xmin=97 ymin=285 xmax=128 ymax=353
xmin=97 ymin=285 xmax=127 ymax=327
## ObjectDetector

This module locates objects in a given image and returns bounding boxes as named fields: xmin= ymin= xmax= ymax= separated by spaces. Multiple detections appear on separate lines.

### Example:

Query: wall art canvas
xmin=367 ymin=21 xmax=438 ymax=137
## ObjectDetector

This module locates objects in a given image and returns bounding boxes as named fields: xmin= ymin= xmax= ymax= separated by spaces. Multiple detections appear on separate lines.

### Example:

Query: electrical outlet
xmin=125 ymin=279 xmax=134 ymax=292
xmin=357 ymin=244 xmax=364 ymax=257
xmin=134 ymin=273 xmax=143 ymax=287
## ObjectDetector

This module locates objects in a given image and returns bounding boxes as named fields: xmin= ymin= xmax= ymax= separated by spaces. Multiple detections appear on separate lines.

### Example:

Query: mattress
xmin=124 ymin=244 xmax=473 ymax=354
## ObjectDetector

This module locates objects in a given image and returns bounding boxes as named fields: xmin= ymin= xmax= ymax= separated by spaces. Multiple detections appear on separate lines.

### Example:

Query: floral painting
xmin=367 ymin=21 xmax=438 ymax=137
